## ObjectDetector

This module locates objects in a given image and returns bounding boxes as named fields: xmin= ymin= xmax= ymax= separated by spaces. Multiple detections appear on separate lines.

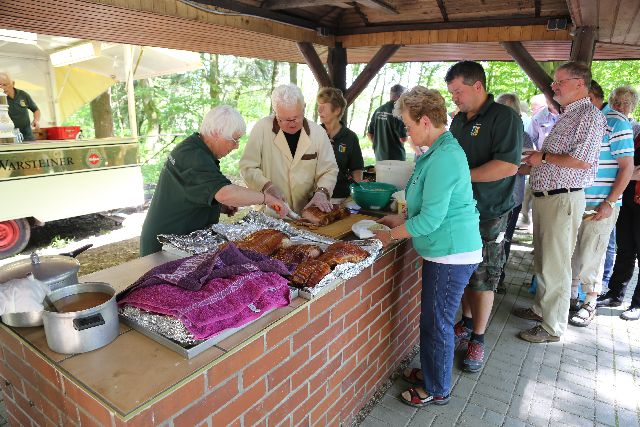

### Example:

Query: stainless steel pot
xmin=42 ymin=282 xmax=118 ymax=354
xmin=0 ymin=244 xmax=92 ymax=327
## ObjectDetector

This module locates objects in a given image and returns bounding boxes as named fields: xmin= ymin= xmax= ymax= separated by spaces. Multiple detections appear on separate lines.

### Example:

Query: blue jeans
xmin=420 ymin=260 xmax=478 ymax=397
xmin=601 ymin=228 xmax=616 ymax=290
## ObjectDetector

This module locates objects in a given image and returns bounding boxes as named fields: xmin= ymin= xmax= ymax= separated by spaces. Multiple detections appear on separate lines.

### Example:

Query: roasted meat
xmin=317 ymin=241 xmax=369 ymax=267
xmin=300 ymin=206 xmax=350 ymax=226
xmin=233 ymin=229 xmax=289 ymax=256
xmin=273 ymin=244 xmax=322 ymax=265
xmin=290 ymin=259 xmax=332 ymax=288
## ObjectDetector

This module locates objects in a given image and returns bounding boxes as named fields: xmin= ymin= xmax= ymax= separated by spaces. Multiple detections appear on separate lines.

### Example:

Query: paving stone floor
xmin=359 ymin=243 xmax=640 ymax=427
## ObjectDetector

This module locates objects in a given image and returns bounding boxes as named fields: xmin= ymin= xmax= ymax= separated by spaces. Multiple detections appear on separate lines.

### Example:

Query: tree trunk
xmin=289 ymin=62 xmax=298 ymax=85
xmin=90 ymin=90 xmax=114 ymax=138
xmin=138 ymin=79 xmax=161 ymax=151
xmin=363 ymin=69 xmax=383 ymax=137
xmin=270 ymin=61 xmax=279 ymax=114
xmin=207 ymin=53 xmax=221 ymax=106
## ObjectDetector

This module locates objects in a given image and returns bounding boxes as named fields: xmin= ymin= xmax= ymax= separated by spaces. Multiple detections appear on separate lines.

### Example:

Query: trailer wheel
xmin=0 ymin=218 xmax=31 ymax=259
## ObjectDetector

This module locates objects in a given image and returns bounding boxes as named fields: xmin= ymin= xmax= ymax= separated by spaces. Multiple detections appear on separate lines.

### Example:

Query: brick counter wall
xmin=0 ymin=240 xmax=423 ymax=426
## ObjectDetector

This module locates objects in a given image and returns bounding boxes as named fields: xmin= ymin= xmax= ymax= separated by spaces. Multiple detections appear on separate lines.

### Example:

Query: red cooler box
xmin=44 ymin=126 xmax=82 ymax=140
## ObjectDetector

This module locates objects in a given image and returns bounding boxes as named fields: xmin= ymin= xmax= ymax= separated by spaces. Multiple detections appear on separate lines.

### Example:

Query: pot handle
xmin=60 ymin=244 xmax=93 ymax=258
xmin=73 ymin=313 xmax=105 ymax=331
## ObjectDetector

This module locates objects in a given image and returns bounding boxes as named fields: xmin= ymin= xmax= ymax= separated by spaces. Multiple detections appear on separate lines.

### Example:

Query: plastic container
xmin=44 ymin=126 xmax=81 ymax=140
xmin=350 ymin=182 xmax=396 ymax=210
xmin=375 ymin=160 xmax=415 ymax=190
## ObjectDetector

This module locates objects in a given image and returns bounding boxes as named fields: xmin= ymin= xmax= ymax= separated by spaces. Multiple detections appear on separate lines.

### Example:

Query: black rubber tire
xmin=0 ymin=218 xmax=31 ymax=260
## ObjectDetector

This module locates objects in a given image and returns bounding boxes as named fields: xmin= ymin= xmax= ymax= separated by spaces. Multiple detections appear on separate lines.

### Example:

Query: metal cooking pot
xmin=43 ymin=282 xmax=118 ymax=354
xmin=0 ymin=244 xmax=92 ymax=327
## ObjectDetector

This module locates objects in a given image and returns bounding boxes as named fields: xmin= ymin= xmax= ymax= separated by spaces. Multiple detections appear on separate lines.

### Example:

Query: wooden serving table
xmin=0 ymin=238 xmax=423 ymax=426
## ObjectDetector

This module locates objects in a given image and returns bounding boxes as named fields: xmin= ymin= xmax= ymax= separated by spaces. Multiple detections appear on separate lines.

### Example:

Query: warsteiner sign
xmin=0 ymin=142 xmax=138 ymax=180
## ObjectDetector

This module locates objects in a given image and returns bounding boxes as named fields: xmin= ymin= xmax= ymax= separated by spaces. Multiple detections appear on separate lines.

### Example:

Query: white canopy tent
xmin=0 ymin=30 xmax=203 ymax=135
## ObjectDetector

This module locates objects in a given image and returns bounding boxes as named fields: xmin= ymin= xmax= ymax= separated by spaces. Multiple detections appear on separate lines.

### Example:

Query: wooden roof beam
xmin=501 ymin=41 xmax=560 ymax=112
xmin=356 ymin=0 xmax=398 ymax=14
xmin=297 ymin=42 xmax=333 ymax=88
xmin=264 ymin=0 xmax=351 ymax=9
xmin=436 ymin=0 xmax=449 ymax=22
xmin=345 ymin=44 xmax=400 ymax=106
xmin=570 ymin=26 xmax=597 ymax=66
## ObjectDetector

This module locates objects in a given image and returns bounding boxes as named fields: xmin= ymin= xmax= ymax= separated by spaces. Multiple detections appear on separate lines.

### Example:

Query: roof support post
xmin=501 ymin=41 xmax=560 ymax=112
xmin=344 ymin=44 xmax=400 ymax=107
xmin=296 ymin=42 xmax=332 ymax=88
xmin=327 ymin=42 xmax=347 ymax=93
xmin=570 ymin=26 xmax=597 ymax=67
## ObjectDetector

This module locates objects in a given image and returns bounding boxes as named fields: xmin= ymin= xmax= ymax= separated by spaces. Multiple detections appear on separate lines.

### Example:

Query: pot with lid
xmin=43 ymin=282 xmax=119 ymax=354
xmin=0 ymin=244 xmax=92 ymax=327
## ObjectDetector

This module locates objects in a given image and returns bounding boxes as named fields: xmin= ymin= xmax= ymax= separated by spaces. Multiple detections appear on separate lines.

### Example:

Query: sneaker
xmin=620 ymin=307 xmax=640 ymax=321
xmin=596 ymin=293 xmax=623 ymax=308
xmin=454 ymin=320 xmax=472 ymax=350
xmin=463 ymin=340 xmax=484 ymax=372
xmin=512 ymin=307 xmax=543 ymax=322
xmin=519 ymin=324 xmax=560 ymax=343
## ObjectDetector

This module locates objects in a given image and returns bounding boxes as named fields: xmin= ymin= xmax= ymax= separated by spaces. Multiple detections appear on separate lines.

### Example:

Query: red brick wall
xmin=0 ymin=240 xmax=423 ymax=426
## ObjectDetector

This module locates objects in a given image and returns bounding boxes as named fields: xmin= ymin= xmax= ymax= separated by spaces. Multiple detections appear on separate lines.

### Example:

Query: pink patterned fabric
xmin=119 ymin=271 xmax=290 ymax=340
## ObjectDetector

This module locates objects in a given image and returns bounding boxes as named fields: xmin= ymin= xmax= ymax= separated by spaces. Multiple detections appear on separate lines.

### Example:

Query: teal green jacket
xmin=405 ymin=131 xmax=482 ymax=258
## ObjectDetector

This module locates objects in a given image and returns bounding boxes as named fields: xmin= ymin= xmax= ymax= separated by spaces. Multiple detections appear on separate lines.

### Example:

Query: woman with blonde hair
xmin=375 ymin=86 xmax=481 ymax=408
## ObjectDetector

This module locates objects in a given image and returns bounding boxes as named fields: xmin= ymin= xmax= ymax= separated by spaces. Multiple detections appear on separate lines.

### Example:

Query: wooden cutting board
xmin=293 ymin=213 xmax=378 ymax=239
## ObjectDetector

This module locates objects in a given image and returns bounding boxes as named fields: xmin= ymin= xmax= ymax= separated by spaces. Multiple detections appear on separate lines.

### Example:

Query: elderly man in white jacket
xmin=240 ymin=84 xmax=339 ymax=214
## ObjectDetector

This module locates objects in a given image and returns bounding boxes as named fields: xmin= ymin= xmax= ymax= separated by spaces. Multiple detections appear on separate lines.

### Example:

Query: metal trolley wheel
xmin=0 ymin=218 xmax=31 ymax=259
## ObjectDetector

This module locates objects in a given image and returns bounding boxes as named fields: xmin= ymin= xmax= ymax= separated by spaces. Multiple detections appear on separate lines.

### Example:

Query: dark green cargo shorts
xmin=468 ymin=212 xmax=510 ymax=292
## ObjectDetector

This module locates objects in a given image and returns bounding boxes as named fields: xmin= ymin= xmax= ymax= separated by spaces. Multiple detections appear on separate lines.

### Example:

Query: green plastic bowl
xmin=350 ymin=182 xmax=396 ymax=210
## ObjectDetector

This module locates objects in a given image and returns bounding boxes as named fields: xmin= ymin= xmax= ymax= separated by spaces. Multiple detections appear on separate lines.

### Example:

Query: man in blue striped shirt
xmin=568 ymin=81 xmax=635 ymax=327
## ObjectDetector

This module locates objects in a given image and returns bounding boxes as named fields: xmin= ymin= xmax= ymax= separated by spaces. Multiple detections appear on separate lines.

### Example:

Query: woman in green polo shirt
xmin=316 ymin=87 xmax=364 ymax=200
xmin=375 ymin=86 xmax=482 ymax=408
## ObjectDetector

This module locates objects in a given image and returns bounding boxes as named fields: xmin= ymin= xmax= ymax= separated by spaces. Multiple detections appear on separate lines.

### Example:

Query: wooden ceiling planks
xmin=609 ymin=0 xmax=640 ymax=45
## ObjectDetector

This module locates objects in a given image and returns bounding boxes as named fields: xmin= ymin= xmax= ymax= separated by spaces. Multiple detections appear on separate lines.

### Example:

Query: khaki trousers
xmin=571 ymin=206 xmax=620 ymax=296
xmin=531 ymin=190 xmax=585 ymax=336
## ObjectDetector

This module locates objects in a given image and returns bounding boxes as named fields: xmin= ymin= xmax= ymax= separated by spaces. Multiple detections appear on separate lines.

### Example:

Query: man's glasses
xmin=551 ymin=77 xmax=580 ymax=87
xmin=227 ymin=136 xmax=241 ymax=145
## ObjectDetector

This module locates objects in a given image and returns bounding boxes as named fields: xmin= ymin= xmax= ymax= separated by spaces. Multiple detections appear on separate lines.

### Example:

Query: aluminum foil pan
xmin=120 ymin=305 xmax=200 ymax=346
xmin=158 ymin=210 xmax=382 ymax=298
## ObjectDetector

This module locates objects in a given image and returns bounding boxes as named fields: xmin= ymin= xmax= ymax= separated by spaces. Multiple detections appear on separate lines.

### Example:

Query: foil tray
xmin=158 ymin=211 xmax=382 ymax=299
xmin=119 ymin=287 xmax=299 ymax=359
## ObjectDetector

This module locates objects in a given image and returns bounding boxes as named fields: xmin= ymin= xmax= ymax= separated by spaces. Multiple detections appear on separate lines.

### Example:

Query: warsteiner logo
xmin=85 ymin=152 xmax=103 ymax=168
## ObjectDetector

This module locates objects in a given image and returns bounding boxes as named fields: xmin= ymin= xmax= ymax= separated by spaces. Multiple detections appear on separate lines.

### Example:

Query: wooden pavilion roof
xmin=1 ymin=0 xmax=639 ymax=62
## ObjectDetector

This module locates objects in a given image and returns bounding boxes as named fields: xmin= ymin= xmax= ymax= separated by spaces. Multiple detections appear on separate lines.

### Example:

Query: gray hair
xmin=496 ymin=93 xmax=522 ymax=115
xmin=0 ymin=72 xmax=11 ymax=82
xmin=271 ymin=84 xmax=305 ymax=112
xmin=199 ymin=105 xmax=246 ymax=139
xmin=556 ymin=62 xmax=592 ymax=88
xmin=609 ymin=85 xmax=639 ymax=112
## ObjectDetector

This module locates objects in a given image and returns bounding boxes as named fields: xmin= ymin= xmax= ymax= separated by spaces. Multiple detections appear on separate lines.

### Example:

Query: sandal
xmin=399 ymin=387 xmax=450 ymax=408
xmin=401 ymin=368 xmax=423 ymax=386
xmin=569 ymin=302 xmax=596 ymax=327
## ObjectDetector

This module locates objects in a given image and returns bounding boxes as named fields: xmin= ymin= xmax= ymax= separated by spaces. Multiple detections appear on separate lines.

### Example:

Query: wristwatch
xmin=315 ymin=186 xmax=331 ymax=199
xmin=604 ymin=199 xmax=616 ymax=209
xmin=541 ymin=152 xmax=548 ymax=164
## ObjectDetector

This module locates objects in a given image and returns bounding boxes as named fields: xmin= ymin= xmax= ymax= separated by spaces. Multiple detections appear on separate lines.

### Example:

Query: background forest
xmin=63 ymin=57 xmax=640 ymax=185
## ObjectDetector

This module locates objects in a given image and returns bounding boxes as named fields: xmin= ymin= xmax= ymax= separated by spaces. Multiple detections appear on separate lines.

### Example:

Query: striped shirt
xmin=530 ymin=97 xmax=606 ymax=192
xmin=585 ymin=104 xmax=635 ymax=207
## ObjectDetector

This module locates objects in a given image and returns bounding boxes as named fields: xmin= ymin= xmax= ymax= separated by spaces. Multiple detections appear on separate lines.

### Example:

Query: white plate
xmin=351 ymin=219 xmax=390 ymax=239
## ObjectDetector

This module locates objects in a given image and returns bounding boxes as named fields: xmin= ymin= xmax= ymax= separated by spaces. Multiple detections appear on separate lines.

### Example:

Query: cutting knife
xmin=267 ymin=202 xmax=301 ymax=220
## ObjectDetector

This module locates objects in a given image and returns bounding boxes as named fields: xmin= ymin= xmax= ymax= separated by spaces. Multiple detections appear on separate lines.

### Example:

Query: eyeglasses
xmin=612 ymin=100 xmax=632 ymax=107
xmin=551 ymin=77 xmax=580 ymax=87
xmin=227 ymin=135 xmax=241 ymax=145
xmin=276 ymin=116 xmax=302 ymax=125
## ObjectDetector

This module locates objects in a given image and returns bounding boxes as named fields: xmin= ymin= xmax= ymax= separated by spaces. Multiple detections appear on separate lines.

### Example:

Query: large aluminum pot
xmin=42 ymin=282 xmax=118 ymax=354
xmin=0 ymin=245 xmax=92 ymax=327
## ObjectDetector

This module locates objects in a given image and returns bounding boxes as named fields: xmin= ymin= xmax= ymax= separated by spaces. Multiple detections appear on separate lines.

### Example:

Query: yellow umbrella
xmin=53 ymin=66 xmax=115 ymax=122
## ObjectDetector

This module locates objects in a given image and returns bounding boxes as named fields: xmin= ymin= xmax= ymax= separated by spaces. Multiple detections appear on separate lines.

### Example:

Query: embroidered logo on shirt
xmin=19 ymin=99 xmax=27 ymax=108
xmin=470 ymin=123 xmax=481 ymax=136
xmin=338 ymin=143 xmax=347 ymax=153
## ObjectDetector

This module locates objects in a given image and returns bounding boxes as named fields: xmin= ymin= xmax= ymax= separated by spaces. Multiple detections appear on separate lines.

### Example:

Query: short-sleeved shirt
xmin=368 ymin=101 xmax=407 ymax=161
xmin=585 ymin=104 xmax=635 ymax=207
xmin=8 ymin=88 xmax=38 ymax=139
xmin=322 ymin=124 xmax=364 ymax=198
xmin=449 ymin=94 xmax=523 ymax=220
xmin=140 ymin=133 xmax=232 ymax=256
xmin=530 ymin=97 xmax=606 ymax=192
xmin=526 ymin=107 xmax=558 ymax=150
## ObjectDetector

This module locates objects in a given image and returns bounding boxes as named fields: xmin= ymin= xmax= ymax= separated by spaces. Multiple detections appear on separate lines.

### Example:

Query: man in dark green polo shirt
xmin=367 ymin=84 xmax=408 ymax=161
xmin=446 ymin=61 xmax=523 ymax=373
xmin=0 ymin=72 xmax=40 ymax=141
xmin=140 ymin=105 xmax=288 ymax=256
